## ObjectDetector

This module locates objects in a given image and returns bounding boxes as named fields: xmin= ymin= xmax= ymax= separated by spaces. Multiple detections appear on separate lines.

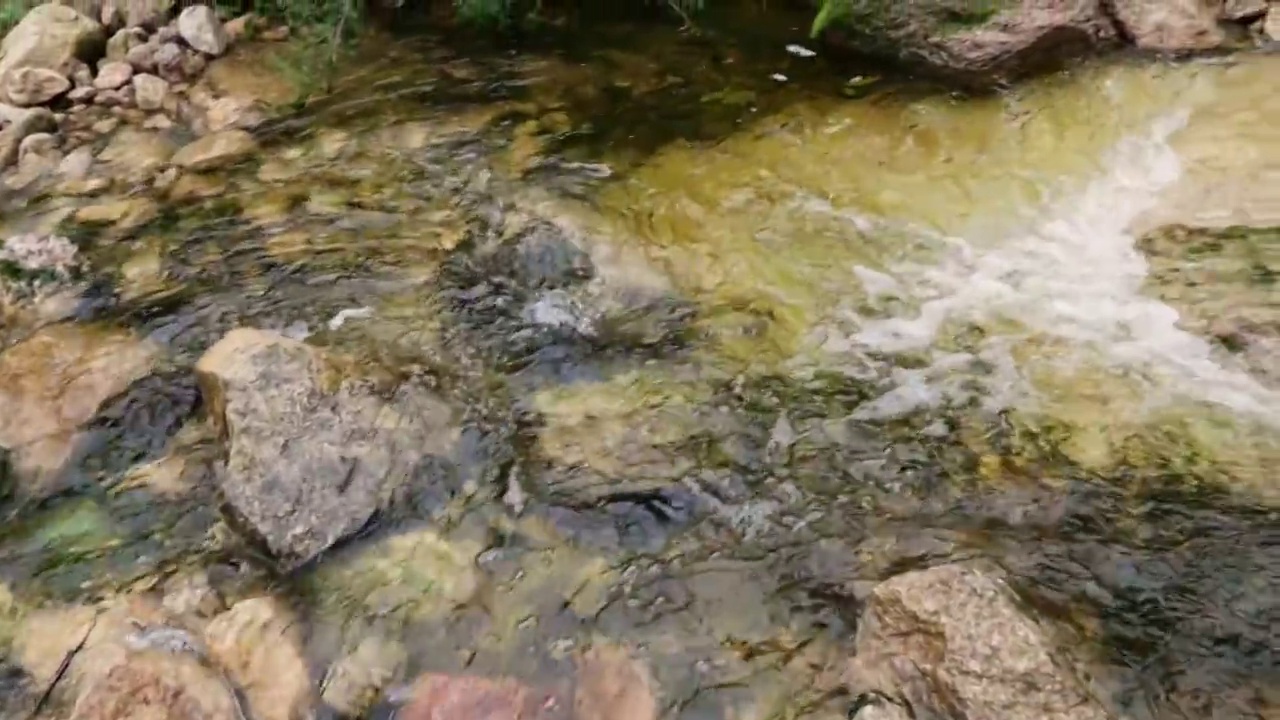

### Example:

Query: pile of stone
xmin=0 ymin=1 xmax=281 ymax=172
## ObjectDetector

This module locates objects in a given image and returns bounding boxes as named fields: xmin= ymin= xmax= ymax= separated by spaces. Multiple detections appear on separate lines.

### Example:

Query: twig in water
xmin=29 ymin=609 xmax=100 ymax=720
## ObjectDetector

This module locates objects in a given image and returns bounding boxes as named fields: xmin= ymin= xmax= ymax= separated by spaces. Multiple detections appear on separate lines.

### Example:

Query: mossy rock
xmin=1138 ymin=223 xmax=1279 ymax=384
xmin=815 ymin=0 xmax=1118 ymax=86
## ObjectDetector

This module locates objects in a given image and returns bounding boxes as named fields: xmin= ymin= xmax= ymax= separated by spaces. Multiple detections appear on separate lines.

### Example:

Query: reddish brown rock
xmin=399 ymin=675 xmax=568 ymax=720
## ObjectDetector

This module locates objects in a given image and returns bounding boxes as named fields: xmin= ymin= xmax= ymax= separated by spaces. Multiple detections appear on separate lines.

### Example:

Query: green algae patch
xmin=302 ymin=527 xmax=486 ymax=626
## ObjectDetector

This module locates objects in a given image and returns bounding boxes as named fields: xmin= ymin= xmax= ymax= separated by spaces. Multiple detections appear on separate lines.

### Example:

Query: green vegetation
xmin=0 ymin=1 xmax=34 ymax=35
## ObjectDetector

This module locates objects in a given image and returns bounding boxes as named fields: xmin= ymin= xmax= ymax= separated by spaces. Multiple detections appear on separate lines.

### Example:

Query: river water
xmin=0 ymin=20 xmax=1277 ymax=720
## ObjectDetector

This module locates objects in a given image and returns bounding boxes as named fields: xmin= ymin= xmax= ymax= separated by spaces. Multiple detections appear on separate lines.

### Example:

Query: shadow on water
xmin=0 ymin=14 xmax=1277 ymax=720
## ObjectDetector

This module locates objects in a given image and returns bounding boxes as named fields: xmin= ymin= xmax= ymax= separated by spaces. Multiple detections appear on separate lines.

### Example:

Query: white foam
xmin=839 ymin=110 xmax=1280 ymax=424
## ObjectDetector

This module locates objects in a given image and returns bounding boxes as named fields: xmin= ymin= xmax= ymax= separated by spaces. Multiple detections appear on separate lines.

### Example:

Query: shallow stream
xmin=1 ymin=19 xmax=1277 ymax=720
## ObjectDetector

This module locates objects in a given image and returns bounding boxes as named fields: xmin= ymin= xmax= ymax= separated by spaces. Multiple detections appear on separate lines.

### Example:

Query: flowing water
xmin=0 ymin=19 xmax=1277 ymax=720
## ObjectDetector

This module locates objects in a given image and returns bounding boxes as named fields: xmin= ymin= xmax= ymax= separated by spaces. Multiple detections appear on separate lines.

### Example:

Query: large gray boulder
xmin=176 ymin=4 xmax=228 ymax=56
xmin=847 ymin=562 xmax=1111 ymax=720
xmin=195 ymin=329 xmax=464 ymax=569
xmin=0 ymin=5 xmax=105 ymax=85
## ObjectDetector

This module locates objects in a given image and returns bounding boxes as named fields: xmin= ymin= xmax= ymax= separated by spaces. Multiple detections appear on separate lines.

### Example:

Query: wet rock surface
xmin=847 ymin=562 xmax=1109 ymax=720
xmin=195 ymin=328 xmax=464 ymax=569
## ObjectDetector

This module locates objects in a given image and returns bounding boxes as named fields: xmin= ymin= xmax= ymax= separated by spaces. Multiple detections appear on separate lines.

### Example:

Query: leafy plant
xmin=258 ymin=0 xmax=366 ymax=96
xmin=811 ymin=0 xmax=854 ymax=37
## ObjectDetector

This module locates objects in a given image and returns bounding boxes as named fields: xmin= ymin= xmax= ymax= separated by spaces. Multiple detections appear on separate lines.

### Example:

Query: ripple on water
xmin=0 ymin=28 xmax=1276 ymax=720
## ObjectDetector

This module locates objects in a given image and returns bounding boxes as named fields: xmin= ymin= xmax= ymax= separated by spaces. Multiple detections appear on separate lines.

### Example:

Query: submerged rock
xmin=203 ymin=597 xmax=313 ymax=720
xmin=396 ymin=674 xmax=568 ymax=720
xmin=171 ymin=129 xmax=256 ymax=171
xmin=575 ymin=642 xmax=659 ymax=720
xmin=0 ymin=324 xmax=159 ymax=498
xmin=320 ymin=634 xmax=408 ymax=717
xmin=1138 ymin=224 xmax=1279 ymax=387
xmin=847 ymin=562 xmax=1110 ymax=720
xmin=306 ymin=526 xmax=484 ymax=624
xmin=97 ymin=127 xmax=177 ymax=180
xmin=15 ymin=598 xmax=241 ymax=720
xmin=194 ymin=328 xmax=464 ymax=568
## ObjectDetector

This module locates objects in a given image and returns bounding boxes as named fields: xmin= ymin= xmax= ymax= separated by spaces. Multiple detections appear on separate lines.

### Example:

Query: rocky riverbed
xmin=0 ymin=2 xmax=1277 ymax=720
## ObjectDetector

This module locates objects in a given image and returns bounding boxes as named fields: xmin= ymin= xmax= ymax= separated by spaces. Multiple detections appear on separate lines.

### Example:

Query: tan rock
xmin=104 ymin=27 xmax=146 ymax=62
xmin=18 ymin=132 xmax=60 ymax=166
xmin=92 ymin=88 xmax=128 ymax=107
xmin=321 ymin=635 xmax=407 ymax=717
xmin=204 ymin=95 xmax=265 ymax=132
xmin=143 ymin=113 xmax=172 ymax=130
xmin=74 ymin=197 xmax=158 ymax=229
xmin=0 ymin=323 xmax=158 ymax=497
xmin=1110 ymin=0 xmax=1227 ymax=51
xmin=0 ymin=5 xmax=106 ymax=81
xmin=161 ymin=569 xmax=225 ymax=619
xmin=97 ymin=127 xmax=176 ymax=180
xmin=58 ymin=145 xmax=95 ymax=178
xmin=847 ymin=562 xmax=1109 ymax=720
xmin=90 ymin=116 xmax=120 ymax=133
xmin=16 ymin=599 xmax=241 ymax=720
xmin=171 ymin=129 xmax=256 ymax=171
xmin=574 ymin=643 xmax=658 ymax=720
xmin=68 ymin=85 xmax=96 ymax=102
xmin=3 ymin=67 xmax=72 ymax=106
xmin=55 ymin=176 xmax=112 ymax=196
xmin=0 ymin=104 xmax=56 ymax=168
xmin=131 ymin=72 xmax=167 ymax=110
xmin=125 ymin=40 xmax=157 ymax=72
xmin=168 ymin=172 xmax=226 ymax=201
xmin=93 ymin=61 xmax=133 ymax=90
xmin=204 ymin=597 xmax=313 ymax=720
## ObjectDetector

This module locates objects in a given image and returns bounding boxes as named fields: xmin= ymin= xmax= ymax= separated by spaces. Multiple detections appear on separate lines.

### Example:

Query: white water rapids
xmin=830 ymin=110 xmax=1280 ymax=427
